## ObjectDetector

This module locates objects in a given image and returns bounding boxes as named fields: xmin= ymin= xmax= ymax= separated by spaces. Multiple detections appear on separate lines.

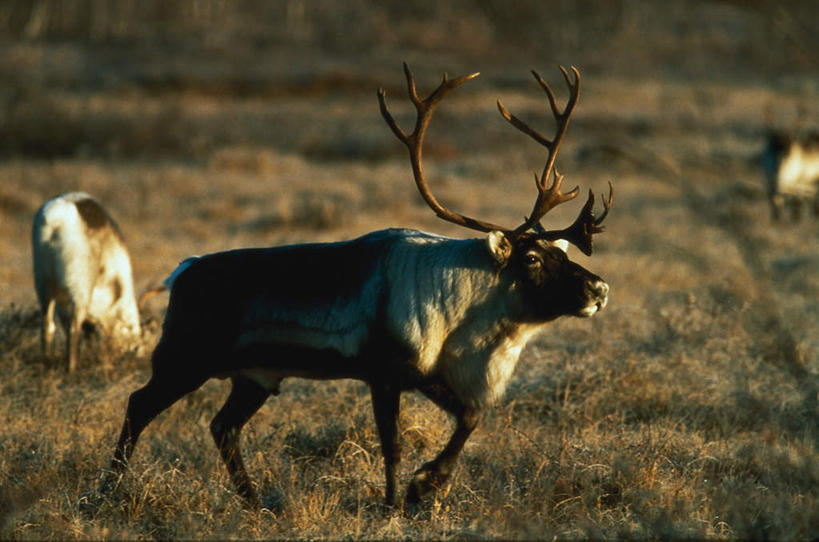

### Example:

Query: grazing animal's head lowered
xmin=104 ymin=64 xmax=612 ymax=510
xmin=32 ymin=192 xmax=141 ymax=371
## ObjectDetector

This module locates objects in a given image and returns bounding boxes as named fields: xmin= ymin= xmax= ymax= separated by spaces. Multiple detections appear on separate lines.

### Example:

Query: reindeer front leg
xmin=407 ymin=380 xmax=479 ymax=504
xmin=370 ymin=383 xmax=401 ymax=507
xmin=66 ymin=303 xmax=85 ymax=372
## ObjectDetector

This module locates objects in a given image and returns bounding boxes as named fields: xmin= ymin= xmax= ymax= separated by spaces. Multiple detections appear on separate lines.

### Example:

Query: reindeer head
xmin=379 ymin=63 xmax=612 ymax=322
xmin=486 ymin=232 xmax=608 ymax=321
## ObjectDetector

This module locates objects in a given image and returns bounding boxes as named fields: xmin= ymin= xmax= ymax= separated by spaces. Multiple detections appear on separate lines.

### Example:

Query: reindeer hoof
xmin=406 ymin=467 xmax=444 ymax=504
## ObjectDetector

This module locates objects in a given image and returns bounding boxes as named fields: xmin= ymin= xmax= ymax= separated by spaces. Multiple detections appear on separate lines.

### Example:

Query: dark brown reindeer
xmin=103 ymin=64 xmax=612 ymax=508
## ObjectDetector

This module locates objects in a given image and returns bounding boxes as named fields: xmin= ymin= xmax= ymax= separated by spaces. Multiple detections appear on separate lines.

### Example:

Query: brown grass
xmin=1 ymin=1 xmax=818 ymax=539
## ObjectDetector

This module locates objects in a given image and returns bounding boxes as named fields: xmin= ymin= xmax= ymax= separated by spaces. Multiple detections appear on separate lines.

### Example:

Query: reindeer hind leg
xmin=210 ymin=375 xmax=271 ymax=507
xmin=41 ymin=298 xmax=57 ymax=357
xmin=105 ymin=339 xmax=209 ymax=491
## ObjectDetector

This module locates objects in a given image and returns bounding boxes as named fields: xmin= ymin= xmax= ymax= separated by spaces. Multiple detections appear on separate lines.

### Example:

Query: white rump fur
xmin=32 ymin=192 xmax=140 ymax=369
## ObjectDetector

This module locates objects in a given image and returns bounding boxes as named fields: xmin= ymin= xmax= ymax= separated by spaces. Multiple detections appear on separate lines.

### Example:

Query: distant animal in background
xmin=761 ymin=122 xmax=819 ymax=221
xmin=32 ymin=192 xmax=141 ymax=371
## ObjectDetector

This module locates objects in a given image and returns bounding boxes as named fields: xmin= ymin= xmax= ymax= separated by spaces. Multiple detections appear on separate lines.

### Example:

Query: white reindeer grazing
xmin=32 ymin=192 xmax=141 ymax=371
xmin=761 ymin=128 xmax=819 ymax=221
xmin=103 ymin=65 xmax=612 ymax=508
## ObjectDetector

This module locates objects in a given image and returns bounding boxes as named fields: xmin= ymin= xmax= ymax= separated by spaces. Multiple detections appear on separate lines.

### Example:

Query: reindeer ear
xmin=487 ymin=231 xmax=513 ymax=266
xmin=551 ymin=239 xmax=569 ymax=253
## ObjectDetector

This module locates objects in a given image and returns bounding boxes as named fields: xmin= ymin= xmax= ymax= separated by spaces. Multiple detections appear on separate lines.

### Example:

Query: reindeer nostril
xmin=587 ymin=280 xmax=609 ymax=302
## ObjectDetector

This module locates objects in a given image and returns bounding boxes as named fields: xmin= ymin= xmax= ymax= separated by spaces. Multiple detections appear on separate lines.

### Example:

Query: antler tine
xmin=525 ymin=168 xmax=579 ymax=230
xmin=378 ymin=88 xmax=409 ymax=143
xmin=593 ymin=180 xmax=614 ymax=228
xmin=496 ymin=101 xmax=551 ymax=148
xmin=533 ymin=66 xmax=580 ymax=121
xmin=404 ymin=62 xmax=421 ymax=105
xmin=379 ymin=63 xmax=506 ymax=234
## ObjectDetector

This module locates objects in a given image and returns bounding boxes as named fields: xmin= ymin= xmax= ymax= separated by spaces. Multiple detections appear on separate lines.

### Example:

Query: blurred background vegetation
xmin=1 ymin=0 xmax=817 ymax=162
xmin=1 ymin=0 xmax=817 ymax=92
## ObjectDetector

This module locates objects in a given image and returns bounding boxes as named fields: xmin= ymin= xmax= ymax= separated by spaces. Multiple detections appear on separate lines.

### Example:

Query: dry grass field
xmin=1 ymin=1 xmax=818 ymax=539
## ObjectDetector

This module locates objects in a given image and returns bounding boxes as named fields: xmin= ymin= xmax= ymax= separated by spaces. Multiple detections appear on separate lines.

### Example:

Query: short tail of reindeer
xmin=137 ymin=285 xmax=167 ymax=310
xmin=137 ymin=256 xmax=199 ymax=310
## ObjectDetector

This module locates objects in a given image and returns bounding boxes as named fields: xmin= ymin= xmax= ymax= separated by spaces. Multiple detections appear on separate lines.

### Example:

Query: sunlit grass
xmin=1 ymin=9 xmax=818 ymax=536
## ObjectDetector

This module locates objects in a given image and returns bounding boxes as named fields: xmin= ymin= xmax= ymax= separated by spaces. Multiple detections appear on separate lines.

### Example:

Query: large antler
xmin=497 ymin=65 xmax=612 ymax=255
xmin=497 ymin=66 xmax=582 ymax=236
xmin=378 ymin=63 xmax=507 ymax=233
xmin=379 ymin=63 xmax=612 ymax=255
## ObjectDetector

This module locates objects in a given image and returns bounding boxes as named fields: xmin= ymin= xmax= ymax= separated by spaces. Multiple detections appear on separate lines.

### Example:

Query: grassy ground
xmin=1 ymin=1 xmax=818 ymax=539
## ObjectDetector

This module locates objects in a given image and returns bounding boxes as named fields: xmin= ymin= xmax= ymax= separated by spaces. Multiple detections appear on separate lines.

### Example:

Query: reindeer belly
xmin=230 ymin=316 xmax=422 ymax=391
xmin=230 ymin=320 xmax=373 ymax=387
xmin=236 ymin=341 xmax=368 ymax=384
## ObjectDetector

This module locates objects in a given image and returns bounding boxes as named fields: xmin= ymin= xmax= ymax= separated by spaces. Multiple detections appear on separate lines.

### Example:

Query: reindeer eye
xmin=525 ymin=253 xmax=540 ymax=266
